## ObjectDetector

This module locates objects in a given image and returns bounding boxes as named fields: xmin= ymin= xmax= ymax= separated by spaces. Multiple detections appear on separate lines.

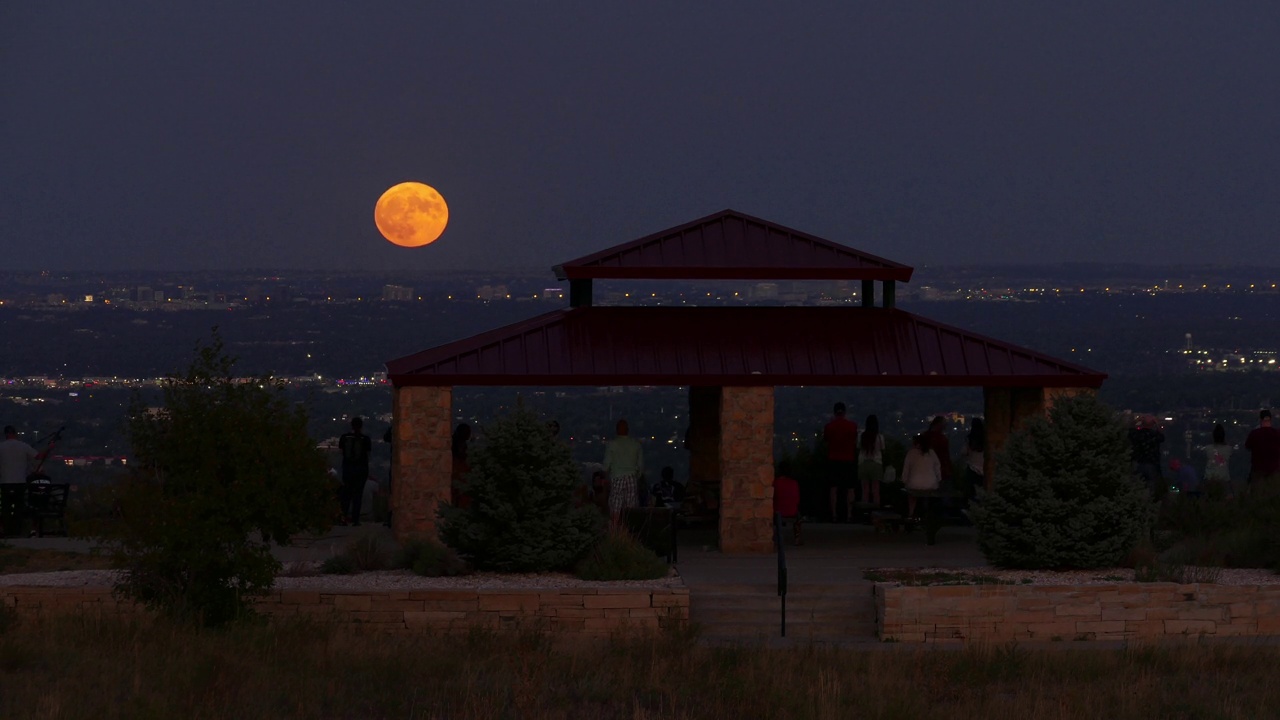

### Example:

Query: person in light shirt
xmin=0 ymin=426 xmax=40 ymax=484
xmin=603 ymin=419 xmax=643 ymax=519
xmin=901 ymin=433 xmax=941 ymax=520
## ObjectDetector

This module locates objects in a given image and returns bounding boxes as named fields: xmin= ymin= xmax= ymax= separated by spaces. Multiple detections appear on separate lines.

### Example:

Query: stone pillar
xmin=686 ymin=386 xmax=722 ymax=512
xmin=391 ymin=385 xmax=453 ymax=541
xmin=718 ymin=386 xmax=775 ymax=553
xmin=983 ymin=387 xmax=1011 ymax=489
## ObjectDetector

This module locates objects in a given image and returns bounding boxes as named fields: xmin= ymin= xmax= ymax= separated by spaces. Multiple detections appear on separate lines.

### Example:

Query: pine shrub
xmin=575 ymin=526 xmax=669 ymax=581
xmin=320 ymin=554 xmax=356 ymax=575
xmin=972 ymin=393 xmax=1151 ymax=569
xmin=397 ymin=537 xmax=470 ymax=577
xmin=438 ymin=405 xmax=603 ymax=572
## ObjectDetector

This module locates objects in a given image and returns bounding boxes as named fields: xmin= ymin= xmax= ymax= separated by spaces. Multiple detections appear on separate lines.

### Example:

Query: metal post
xmin=883 ymin=280 xmax=896 ymax=309
xmin=861 ymin=279 xmax=874 ymax=307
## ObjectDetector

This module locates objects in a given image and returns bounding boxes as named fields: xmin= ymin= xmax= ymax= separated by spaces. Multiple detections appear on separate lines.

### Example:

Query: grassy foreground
xmin=2 ymin=614 xmax=1278 ymax=719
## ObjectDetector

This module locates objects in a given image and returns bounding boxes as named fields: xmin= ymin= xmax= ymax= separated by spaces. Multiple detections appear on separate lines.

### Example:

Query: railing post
xmin=775 ymin=512 xmax=787 ymax=637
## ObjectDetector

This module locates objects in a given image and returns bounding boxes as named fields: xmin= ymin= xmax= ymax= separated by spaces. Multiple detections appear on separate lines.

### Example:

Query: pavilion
xmin=385 ymin=210 xmax=1105 ymax=552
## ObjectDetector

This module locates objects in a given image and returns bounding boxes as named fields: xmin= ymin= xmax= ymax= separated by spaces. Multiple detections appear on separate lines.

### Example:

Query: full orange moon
xmin=373 ymin=182 xmax=449 ymax=247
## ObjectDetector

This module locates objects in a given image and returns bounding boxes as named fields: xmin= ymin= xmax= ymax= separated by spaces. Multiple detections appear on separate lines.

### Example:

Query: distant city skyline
xmin=4 ymin=2 xmax=1279 ymax=271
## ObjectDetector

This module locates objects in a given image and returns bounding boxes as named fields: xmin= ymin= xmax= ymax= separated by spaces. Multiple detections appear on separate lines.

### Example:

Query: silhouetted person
xmin=858 ymin=414 xmax=885 ymax=509
xmin=1245 ymin=409 xmax=1280 ymax=494
xmin=451 ymin=423 xmax=472 ymax=508
xmin=0 ymin=426 xmax=39 ymax=485
xmin=774 ymin=459 xmax=803 ymax=545
xmin=1129 ymin=414 xmax=1165 ymax=498
xmin=651 ymin=465 xmax=684 ymax=509
xmin=927 ymin=416 xmax=952 ymax=487
xmin=962 ymin=417 xmax=986 ymax=502
xmin=603 ymin=419 xmax=643 ymax=519
xmin=902 ymin=433 xmax=941 ymax=519
xmin=1202 ymin=423 xmax=1235 ymax=498
xmin=338 ymin=416 xmax=372 ymax=526
xmin=823 ymin=402 xmax=858 ymax=522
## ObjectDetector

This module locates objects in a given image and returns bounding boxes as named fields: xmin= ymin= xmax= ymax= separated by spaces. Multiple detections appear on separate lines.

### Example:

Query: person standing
xmin=857 ymin=415 xmax=885 ymax=510
xmin=823 ymin=402 xmax=859 ymax=522
xmin=451 ymin=423 xmax=472 ymax=508
xmin=338 ymin=417 xmax=372 ymax=526
xmin=1202 ymin=423 xmax=1235 ymax=498
xmin=603 ymin=419 xmax=643 ymax=519
xmin=0 ymin=426 xmax=39 ymax=485
xmin=962 ymin=417 xmax=986 ymax=501
xmin=927 ymin=416 xmax=952 ymax=488
xmin=1129 ymin=415 xmax=1165 ymax=498
xmin=902 ymin=433 xmax=941 ymax=520
xmin=1245 ymin=410 xmax=1280 ymax=494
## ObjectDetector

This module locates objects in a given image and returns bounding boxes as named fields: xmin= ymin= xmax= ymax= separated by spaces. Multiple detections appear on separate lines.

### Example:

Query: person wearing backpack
xmin=338 ymin=416 xmax=372 ymax=526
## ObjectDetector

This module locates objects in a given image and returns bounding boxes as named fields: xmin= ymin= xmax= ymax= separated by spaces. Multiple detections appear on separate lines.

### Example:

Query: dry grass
xmin=2 ymin=614 xmax=1280 ymax=718
xmin=0 ymin=544 xmax=113 ymax=575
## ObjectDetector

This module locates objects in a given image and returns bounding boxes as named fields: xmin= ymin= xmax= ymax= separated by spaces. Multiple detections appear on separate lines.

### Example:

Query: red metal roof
xmin=552 ymin=209 xmax=913 ymax=282
xmin=386 ymin=307 xmax=1105 ymax=388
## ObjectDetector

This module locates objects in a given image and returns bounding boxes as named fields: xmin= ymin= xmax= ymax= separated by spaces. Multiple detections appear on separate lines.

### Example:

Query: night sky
xmin=4 ymin=2 xmax=1279 ymax=272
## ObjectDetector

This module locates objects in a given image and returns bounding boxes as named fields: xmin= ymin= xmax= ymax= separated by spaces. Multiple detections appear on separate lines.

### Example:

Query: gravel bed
xmin=869 ymin=567 xmax=1280 ymax=586
xmin=0 ymin=567 xmax=684 ymax=591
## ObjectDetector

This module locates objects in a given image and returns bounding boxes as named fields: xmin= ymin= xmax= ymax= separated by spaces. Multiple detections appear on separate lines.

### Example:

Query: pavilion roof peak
xmin=552 ymin=209 xmax=913 ymax=282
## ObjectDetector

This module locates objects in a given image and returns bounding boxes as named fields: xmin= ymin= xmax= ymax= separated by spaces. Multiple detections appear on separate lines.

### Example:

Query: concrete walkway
xmin=674 ymin=522 xmax=986 ymax=589
xmin=2 ymin=523 xmax=394 ymax=564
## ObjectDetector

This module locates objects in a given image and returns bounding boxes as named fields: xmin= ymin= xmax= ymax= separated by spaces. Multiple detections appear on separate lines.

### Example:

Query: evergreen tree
xmin=439 ymin=404 xmax=602 ymax=572
xmin=110 ymin=331 xmax=334 ymax=626
xmin=972 ymin=393 xmax=1151 ymax=569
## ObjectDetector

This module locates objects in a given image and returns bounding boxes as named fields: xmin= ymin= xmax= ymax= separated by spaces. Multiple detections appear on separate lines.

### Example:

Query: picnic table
xmin=0 ymin=483 xmax=70 ymax=537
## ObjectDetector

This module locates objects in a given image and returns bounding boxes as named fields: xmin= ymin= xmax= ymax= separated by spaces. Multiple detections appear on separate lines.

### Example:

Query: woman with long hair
xmin=901 ymin=432 xmax=940 ymax=520
xmin=1203 ymin=423 xmax=1236 ymax=498
xmin=857 ymin=414 xmax=885 ymax=511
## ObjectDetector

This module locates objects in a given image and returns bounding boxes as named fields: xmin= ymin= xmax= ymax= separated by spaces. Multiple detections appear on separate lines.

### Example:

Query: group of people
xmin=1130 ymin=409 xmax=1280 ymax=500
xmin=820 ymin=403 xmax=986 ymax=523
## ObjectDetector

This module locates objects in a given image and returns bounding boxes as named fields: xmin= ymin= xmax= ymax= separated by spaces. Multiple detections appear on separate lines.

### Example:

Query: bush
xmin=972 ymin=393 xmax=1151 ymax=569
xmin=575 ymin=526 xmax=669 ymax=581
xmin=105 ymin=331 xmax=335 ymax=626
xmin=621 ymin=508 xmax=675 ymax=558
xmin=1152 ymin=493 xmax=1280 ymax=570
xmin=320 ymin=554 xmax=356 ymax=575
xmin=397 ymin=537 xmax=471 ymax=577
xmin=439 ymin=405 xmax=603 ymax=572
xmin=343 ymin=531 xmax=392 ymax=572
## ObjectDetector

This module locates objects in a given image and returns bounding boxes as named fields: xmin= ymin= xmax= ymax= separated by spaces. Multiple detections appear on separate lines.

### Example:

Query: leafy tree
xmin=439 ymin=404 xmax=602 ymax=572
xmin=972 ymin=393 xmax=1151 ymax=569
xmin=109 ymin=331 xmax=334 ymax=626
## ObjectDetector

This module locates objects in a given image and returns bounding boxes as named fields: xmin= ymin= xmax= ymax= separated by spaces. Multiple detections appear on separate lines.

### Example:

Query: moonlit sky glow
xmin=3 ymin=2 xmax=1279 ymax=271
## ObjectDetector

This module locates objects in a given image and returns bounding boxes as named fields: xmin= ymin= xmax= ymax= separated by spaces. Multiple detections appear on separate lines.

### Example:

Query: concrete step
xmin=695 ymin=594 xmax=873 ymax=609
xmin=688 ymin=582 xmax=879 ymax=642
xmin=698 ymin=621 xmax=878 ymax=640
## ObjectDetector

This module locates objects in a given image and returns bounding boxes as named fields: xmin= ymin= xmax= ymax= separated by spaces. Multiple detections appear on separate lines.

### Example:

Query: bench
xmin=24 ymin=483 xmax=70 ymax=537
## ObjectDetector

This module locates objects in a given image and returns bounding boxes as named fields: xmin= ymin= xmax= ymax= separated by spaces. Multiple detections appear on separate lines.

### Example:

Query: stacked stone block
xmin=877 ymin=582 xmax=1280 ymax=642
xmin=1 ymin=586 xmax=691 ymax=636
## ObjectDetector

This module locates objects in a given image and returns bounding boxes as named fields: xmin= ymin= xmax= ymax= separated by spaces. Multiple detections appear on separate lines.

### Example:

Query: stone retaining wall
xmin=1 ymin=586 xmax=690 ymax=635
xmin=877 ymin=583 xmax=1280 ymax=642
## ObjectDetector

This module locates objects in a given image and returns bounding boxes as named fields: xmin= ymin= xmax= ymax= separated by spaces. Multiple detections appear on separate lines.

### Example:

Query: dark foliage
xmin=439 ymin=404 xmax=603 ymax=572
xmin=973 ymin=394 xmax=1151 ymax=569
